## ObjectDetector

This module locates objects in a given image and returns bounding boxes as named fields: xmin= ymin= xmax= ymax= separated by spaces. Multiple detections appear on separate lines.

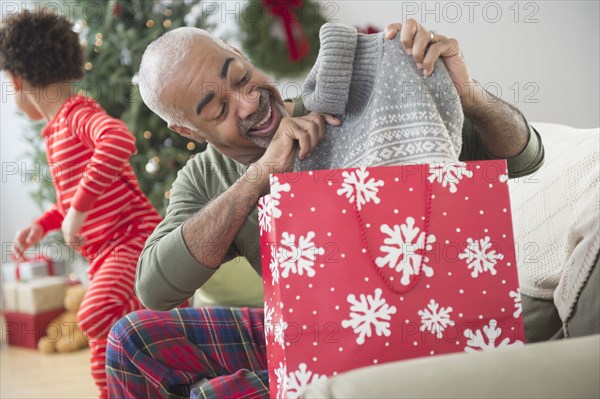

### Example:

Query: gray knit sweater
xmin=296 ymin=23 xmax=463 ymax=171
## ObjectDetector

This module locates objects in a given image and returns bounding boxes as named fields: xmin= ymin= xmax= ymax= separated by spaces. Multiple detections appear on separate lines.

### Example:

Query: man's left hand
xmin=385 ymin=20 xmax=474 ymax=103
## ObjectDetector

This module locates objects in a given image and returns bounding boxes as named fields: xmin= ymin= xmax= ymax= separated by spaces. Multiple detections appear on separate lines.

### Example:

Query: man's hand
xmin=182 ymin=111 xmax=337 ymax=269
xmin=13 ymin=223 xmax=44 ymax=261
xmin=62 ymin=207 xmax=88 ymax=248
xmin=385 ymin=20 xmax=474 ymax=104
xmin=386 ymin=19 xmax=530 ymax=159
xmin=251 ymin=112 xmax=341 ymax=190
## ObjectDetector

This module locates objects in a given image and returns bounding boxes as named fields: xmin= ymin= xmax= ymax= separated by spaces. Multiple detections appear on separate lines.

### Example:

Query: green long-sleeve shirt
xmin=136 ymin=107 xmax=545 ymax=310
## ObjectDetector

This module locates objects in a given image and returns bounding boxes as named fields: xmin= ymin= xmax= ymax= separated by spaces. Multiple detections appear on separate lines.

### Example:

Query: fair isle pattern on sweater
xmin=35 ymin=95 xmax=161 ymax=270
xmin=297 ymin=23 xmax=463 ymax=171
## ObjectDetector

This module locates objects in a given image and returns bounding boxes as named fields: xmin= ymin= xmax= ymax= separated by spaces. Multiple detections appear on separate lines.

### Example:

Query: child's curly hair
xmin=0 ymin=10 xmax=84 ymax=87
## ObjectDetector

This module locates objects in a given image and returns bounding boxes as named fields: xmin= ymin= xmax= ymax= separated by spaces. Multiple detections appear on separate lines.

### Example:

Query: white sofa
xmin=305 ymin=334 xmax=599 ymax=398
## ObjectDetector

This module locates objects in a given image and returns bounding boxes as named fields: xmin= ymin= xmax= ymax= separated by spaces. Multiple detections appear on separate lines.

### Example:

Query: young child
xmin=1 ymin=11 xmax=162 ymax=398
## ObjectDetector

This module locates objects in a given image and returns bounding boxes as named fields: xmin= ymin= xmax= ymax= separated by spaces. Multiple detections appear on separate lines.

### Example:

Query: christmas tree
xmin=26 ymin=0 xmax=211 ymax=215
xmin=25 ymin=0 xmax=326 ymax=216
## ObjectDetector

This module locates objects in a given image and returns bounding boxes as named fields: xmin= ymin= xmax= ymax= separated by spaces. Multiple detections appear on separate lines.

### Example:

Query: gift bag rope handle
xmin=353 ymin=180 xmax=433 ymax=294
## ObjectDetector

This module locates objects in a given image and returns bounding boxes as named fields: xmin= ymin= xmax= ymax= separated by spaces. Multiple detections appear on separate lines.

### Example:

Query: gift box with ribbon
xmin=3 ymin=276 xmax=67 ymax=314
xmin=2 ymin=256 xmax=67 ymax=283
xmin=2 ymin=308 xmax=66 ymax=349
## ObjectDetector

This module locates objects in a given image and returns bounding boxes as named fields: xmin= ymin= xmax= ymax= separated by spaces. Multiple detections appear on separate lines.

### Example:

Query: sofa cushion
xmin=303 ymin=335 xmax=600 ymax=398
xmin=193 ymin=257 xmax=263 ymax=308
xmin=521 ymin=294 xmax=562 ymax=342
xmin=566 ymin=250 xmax=600 ymax=336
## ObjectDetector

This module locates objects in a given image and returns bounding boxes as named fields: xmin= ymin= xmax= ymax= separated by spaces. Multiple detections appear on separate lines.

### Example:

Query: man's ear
xmin=167 ymin=124 xmax=206 ymax=143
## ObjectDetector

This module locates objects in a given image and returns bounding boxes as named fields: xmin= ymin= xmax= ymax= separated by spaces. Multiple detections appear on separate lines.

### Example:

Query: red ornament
xmin=113 ymin=2 xmax=122 ymax=17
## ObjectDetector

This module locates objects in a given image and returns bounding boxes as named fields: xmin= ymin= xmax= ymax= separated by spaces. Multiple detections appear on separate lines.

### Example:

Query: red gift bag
xmin=259 ymin=161 xmax=525 ymax=399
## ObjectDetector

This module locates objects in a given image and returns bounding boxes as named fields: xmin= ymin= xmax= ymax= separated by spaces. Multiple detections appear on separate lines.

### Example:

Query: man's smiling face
xmin=162 ymin=36 xmax=288 ymax=165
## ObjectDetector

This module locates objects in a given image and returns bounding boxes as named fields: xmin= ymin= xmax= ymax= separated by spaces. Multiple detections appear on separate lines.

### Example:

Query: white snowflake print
xmin=274 ymin=316 xmax=288 ymax=349
xmin=458 ymin=236 xmax=504 ymax=278
xmin=375 ymin=217 xmax=436 ymax=286
xmin=464 ymin=319 xmax=524 ymax=352
xmin=270 ymin=175 xmax=291 ymax=219
xmin=277 ymin=231 xmax=325 ymax=278
xmin=274 ymin=362 xmax=288 ymax=399
xmin=341 ymin=288 xmax=397 ymax=345
xmin=336 ymin=167 xmax=384 ymax=210
xmin=258 ymin=195 xmax=273 ymax=235
xmin=285 ymin=363 xmax=328 ymax=398
xmin=418 ymin=299 xmax=455 ymax=339
xmin=427 ymin=162 xmax=473 ymax=193
xmin=264 ymin=303 xmax=275 ymax=341
xmin=509 ymin=289 xmax=523 ymax=318
xmin=269 ymin=245 xmax=280 ymax=285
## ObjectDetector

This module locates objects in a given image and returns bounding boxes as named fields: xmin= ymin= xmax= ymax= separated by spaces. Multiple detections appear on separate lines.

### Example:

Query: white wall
xmin=315 ymin=0 xmax=599 ymax=128
xmin=1 ymin=1 xmax=599 ymax=259
xmin=1 ymin=71 xmax=43 ymax=263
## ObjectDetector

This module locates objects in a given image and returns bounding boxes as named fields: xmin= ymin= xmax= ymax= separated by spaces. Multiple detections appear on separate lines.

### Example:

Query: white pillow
xmin=509 ymin=122 xmax=599 ymax=322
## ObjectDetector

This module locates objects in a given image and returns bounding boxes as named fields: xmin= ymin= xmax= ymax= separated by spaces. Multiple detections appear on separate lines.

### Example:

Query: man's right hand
xmin=13 ymin=223 xmax=44 ymax=261
xmin=181 ymin=112 xmax=338 ymax=270
xmin=252 ymin=112 xmax=341 ymax=189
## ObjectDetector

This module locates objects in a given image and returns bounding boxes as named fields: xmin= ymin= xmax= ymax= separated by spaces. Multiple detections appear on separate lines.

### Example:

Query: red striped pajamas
xmin=35 ymin=95 xmax=162 ymax=398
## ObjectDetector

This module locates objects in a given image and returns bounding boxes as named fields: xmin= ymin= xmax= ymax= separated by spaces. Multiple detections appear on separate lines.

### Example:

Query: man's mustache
xmin=239 ymin=89 xmax=271 ymax=135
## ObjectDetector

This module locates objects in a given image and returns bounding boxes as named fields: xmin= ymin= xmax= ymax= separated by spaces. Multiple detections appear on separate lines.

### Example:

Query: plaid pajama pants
xmin=105 ymin=307 xmax=269 ymax=398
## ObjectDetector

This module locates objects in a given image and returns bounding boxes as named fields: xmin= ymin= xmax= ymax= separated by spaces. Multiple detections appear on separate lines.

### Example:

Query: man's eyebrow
xmin=195 ymin=57 xmax=234 ymax=116
xmin=220 ymin=57 xmax=234 ymax=79
xmin=196 ymin=92 xmax=215 ymax=116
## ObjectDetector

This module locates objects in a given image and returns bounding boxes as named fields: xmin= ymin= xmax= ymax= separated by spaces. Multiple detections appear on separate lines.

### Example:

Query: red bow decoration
xmin=263 ymin=0 xmax=309 ymax=61
xmin=356 ymin=25 xmax=381 ymax=35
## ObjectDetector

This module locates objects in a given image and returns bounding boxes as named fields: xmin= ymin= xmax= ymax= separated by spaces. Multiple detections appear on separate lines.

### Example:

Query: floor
xmin=0 ymin=316 xmax=97 ymax=399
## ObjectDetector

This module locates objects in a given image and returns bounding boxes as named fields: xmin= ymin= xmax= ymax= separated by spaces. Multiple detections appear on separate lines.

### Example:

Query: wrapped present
xmin=3 ymin=276 xmax=67 ymax=314
xmin=2 ymin=308 xmax=65 ymax=349
xmin=2 ymin=256 xmax=67 ymax=283
xmin=259 ymin=161 xmax=525 ymax=398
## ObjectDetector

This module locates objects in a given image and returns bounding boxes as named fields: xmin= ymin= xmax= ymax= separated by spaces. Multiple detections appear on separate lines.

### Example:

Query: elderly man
xmin=106 ymin=20 xmax=544 ymax=398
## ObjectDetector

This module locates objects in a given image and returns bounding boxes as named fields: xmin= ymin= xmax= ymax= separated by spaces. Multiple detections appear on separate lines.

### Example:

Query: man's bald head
xmin=138 ymin=27 xmax=229 ymax=129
